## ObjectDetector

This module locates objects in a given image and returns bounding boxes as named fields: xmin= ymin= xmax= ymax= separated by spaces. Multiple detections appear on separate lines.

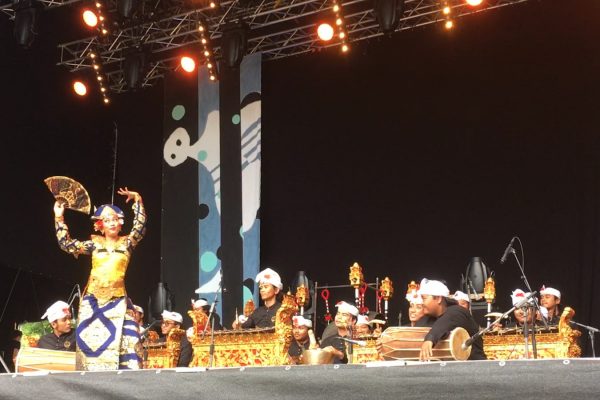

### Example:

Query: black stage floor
xmin=1 ymin=359 xmax=598 ymax=400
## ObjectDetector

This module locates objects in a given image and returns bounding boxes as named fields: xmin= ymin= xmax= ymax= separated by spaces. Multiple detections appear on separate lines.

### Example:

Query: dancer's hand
xmin=54 ymin=201 xmax=65 ymax=218
xmin=117 ymin=187 xmax=141 ymax=203
xmin=420 ymin=340 xmax=433 ymax=361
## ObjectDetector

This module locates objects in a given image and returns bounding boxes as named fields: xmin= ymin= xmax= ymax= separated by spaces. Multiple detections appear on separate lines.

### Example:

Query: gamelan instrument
xmin=483 ymin=307 xmax=581 ymax=360
xmin=188 ymin=294 xmax=296 ymax=367
xmin=378 ymin=326 xmax=471 ymax=361
xmin=299 ymin=349 xmax=335 ymax=365
xmin=15 ymin=347 xmax=76 ymax=372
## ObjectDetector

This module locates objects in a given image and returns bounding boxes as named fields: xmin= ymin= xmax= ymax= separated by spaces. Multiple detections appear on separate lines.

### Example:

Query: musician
xmin=160 ymin=311 xmax=192 ymax=367
xmin=233 ymin=268 xmax=283 ymax=329
xmin=506 ymin=289 xmax=536 ymax=328
xmin=418 ymin=279 xmax=486 ymax=361
xmin=193 ymin=298 xmax=223 ymax=331
xmin=288 ymin=315 xmax=313 ymax=362
xmin=453 ymin=291 xmax=471 ymax=311
xmin=37 ymin=301 xmax=76 ymax=352
xmin=539 ymin=286 xmax=562 ymax=325
xmin=406 ymin=286 xmax=435 ymax=327
xmin=133 ymin=305 xmax=144 ymax=326
xmin=355 ymin=314 xmax=372 ymax=335
xmin=320 ymin=301 xmax=358 ymax=364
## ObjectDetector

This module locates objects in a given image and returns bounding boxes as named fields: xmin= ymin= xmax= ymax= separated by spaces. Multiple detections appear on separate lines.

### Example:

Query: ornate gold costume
xmin=55 ymin=199 xmax=146 ymax=371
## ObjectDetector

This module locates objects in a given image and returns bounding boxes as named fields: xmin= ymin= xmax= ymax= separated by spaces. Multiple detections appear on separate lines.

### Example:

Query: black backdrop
xmin=1 ymin=0 xmax=599 ymax=356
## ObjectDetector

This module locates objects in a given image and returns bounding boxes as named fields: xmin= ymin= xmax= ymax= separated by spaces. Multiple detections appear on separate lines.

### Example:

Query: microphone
xmin=499 ymin=237 xmax=516 ymax=264
xmin=514 ymin=291 xmax=537 ymax=309
xmin=340 ymin=337 xmax=367 ymax=347
xmin=140 ymin=319 xmax=160 ymax=337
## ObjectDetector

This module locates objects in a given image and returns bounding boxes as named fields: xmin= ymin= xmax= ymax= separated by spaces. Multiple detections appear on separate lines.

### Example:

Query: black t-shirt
xmin=177 ymin=335 xmax=193 ymax=367
xmin=424 ymin=305 xmax=486 ymax=360
xmin=320 ymin=333 xmax=349 ymax=364
xmin=288 ymin=340 xmax=310 ymax=358
xmin=37 ymin=331 xmax=76 ymax=352
xmin=241 ymin=302 xmax=282 ymax=329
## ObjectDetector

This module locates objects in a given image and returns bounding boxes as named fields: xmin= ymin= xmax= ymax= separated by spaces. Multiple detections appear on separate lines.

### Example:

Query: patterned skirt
xmin=76 ymin=295 xmax=142 ymax=371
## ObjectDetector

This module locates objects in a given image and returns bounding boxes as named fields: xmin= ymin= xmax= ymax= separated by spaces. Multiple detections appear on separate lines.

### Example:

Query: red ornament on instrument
xmin=321 ymin=289 xmax=332 ymax=323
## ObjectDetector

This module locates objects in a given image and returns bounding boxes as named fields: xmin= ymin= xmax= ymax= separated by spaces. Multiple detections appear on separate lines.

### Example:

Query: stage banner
xmin=162 ymin=53 xmax=262 ymax=322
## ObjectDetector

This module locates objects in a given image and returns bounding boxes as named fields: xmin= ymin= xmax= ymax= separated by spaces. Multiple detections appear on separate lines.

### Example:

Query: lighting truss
xmin=49 ymin=0 xmax=530 ymax=92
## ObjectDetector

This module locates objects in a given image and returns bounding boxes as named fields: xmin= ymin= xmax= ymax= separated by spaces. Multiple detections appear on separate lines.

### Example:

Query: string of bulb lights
xmin=2 ymin=0 xmax=530 ymax=102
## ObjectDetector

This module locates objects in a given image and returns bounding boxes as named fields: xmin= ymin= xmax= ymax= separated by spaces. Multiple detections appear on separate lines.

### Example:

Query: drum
xmin=378 ymin=326 xmax=471 ymax=361
xmin=15 ymin=347 xmax=76 ymax=372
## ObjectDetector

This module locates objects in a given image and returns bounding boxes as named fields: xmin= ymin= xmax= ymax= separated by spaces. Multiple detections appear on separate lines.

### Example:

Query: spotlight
xmin=445 ymin=20 xmax=454 ymax=29
xmin=82 ymin=10 xmax=98 ymax=27
xmin=73 ymin=81 xmax=87 ymax=96
xmin=221 ymin=21 xmax=248 ymax=69
xmin=180 ymin=56 xmax=196 ymax=73
xmin=374 ymin=0 xmax=404 ymax=35
xmin=317 ymin=23 xmax=334 ymax=41
xmin=123 ymin=49 xmax=146 ymax=90
xmin=465 ymin=0 xmax=482 ymax=5
xmin=341 ymin=44 xmax=349 ymax=52
xmin=13 ymin=0 xmax=39 ymax=49
xmin=443 ymin=6 xmax=451 ymax=14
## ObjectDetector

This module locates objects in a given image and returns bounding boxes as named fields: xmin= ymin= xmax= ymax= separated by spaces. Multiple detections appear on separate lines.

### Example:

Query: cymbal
xmin=484 ymin=312 xmax=504 ymax=319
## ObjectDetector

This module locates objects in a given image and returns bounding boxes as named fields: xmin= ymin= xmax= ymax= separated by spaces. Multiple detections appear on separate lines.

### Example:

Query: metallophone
xmin=145 ymin=293 xmax=296 ymax=368
xmin=482 ymin=307 xmax=582 ymax=360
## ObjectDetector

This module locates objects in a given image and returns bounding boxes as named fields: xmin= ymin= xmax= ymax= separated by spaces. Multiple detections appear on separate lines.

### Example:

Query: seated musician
xmin=539 ymin=285 xmax=562 ymax=325
xmin=355 ymin=314 xmax=372 ymax=336
xmin=160 ymin=311 xmax=192 ymax=367
xmin=503 ymin=289 xmax=537 ymax=328
xmin=320 ymin=301 xmax=358 ymax=364
xmin=418 ymin=279 xmax=486 ymax=361
xmin=232 ymin=267 xmax=283 ymax=329
xmin=453 ymin=291 xmax=471 ymax=311
xmin=406 ymin=285 xmax=435 ymax=327
xmin=133 ymin=304 xmax=144 ymax=326
xmin=288 ymin=315 xmax=313 ymax=363
xmin=193 ymin=298 xmax=223 ymax=330
xmin=37 ymin=301 xmax=76 ymax=352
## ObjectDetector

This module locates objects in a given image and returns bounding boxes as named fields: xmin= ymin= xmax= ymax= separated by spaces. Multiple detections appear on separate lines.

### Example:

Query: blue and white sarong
xmin=76 ymin=295 xmax=142 ymax=370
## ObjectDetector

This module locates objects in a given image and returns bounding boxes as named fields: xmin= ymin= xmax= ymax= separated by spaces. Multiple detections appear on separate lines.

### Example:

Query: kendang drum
xmin=378 ymin=326 xmax=471 ymax=361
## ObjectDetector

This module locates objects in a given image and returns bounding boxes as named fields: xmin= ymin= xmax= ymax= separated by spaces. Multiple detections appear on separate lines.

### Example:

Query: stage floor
xmin=1 ymin=359 xmax=598 ymax=400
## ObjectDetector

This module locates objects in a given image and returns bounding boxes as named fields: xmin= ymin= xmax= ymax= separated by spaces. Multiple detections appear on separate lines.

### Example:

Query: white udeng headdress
xmin=255 ymin=268 xmax=283 ymax=290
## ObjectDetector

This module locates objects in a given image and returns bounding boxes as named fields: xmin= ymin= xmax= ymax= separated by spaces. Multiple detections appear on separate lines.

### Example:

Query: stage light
xmin=443 ymin=6 xmax=450 ymax=14
xmin=466 ymin=0 xmax=482 ymax=5
xmin=209 ymin=1 xmax=216 ymax=7
xmin=13 ymin=0 xmax=39 ymax=49
xmin=101 ymin=28 xmax=108 ymax=35
xmin=317 ymin=23 xmax=334 ymax=41
xmin=333 ymin=4 xmax=339 ymax=12
xmin=93 ymin=64 xmax=99 ymax=70
xmin=221 ymin=22 xmax=248 ymax=69
xmin=82 ymin=10 xmax=98 ymax=27
xmin=339 ymin=31 xmax=345 ymax=39
xmin=341 ymin=44 xmax=349 ymax=52
xmin=445 ymin=20 xmax=454 ymax=29
xmin=180 ymin=56 xmax=196 ymax=73
xmin=73 ymin=81 xmax=87 ymax=96
xmin=103 ymin=97 xmax=110 ymax=104
xmin=374 ymin=0 xmax=404 ymax=34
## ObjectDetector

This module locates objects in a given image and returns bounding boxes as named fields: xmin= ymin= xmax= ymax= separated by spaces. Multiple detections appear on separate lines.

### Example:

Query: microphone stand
xmin=507 ymin=239 xmax=548 ymax=359
xmin=570 ymin=321 xmax=599 ymax=357
xmin=462 ymin=292 xmax=538 ymax=351
xmin=202 ymin=271 xmax=222 ymax=368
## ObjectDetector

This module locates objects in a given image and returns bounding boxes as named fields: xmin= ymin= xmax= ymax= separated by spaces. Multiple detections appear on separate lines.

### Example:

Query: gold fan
xmin=44 ymin=176 xmax=91 ymax=214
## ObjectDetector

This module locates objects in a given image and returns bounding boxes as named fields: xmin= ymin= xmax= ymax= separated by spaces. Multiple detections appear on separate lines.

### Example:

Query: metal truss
xmin=49 ymin=0 xmax=531 ymax=93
